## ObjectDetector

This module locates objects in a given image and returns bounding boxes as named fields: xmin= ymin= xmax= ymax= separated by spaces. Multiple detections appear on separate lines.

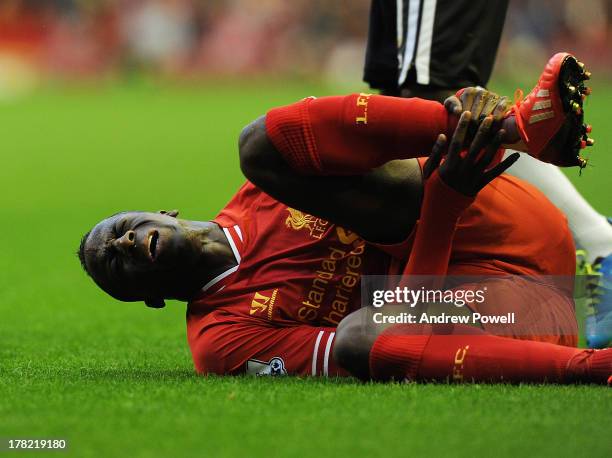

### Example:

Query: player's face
xmin=84 ymin=211 xmax=204 ymax=301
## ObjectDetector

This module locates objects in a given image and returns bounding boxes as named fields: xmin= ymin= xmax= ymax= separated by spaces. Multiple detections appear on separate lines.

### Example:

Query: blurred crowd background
xmin=0 ymin=0 xmax=611 ymax=96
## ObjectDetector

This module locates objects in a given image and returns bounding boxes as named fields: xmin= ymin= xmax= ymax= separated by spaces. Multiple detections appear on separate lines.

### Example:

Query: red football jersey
xmin=187 ymin=169 xmax=575 ymax=377
xmin=187 ymin=181 xmax=391 ymax=377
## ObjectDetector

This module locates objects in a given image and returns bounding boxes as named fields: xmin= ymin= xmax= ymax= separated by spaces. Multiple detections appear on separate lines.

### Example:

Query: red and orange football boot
xmin=509 ymin=52 xmax=593 ymax=169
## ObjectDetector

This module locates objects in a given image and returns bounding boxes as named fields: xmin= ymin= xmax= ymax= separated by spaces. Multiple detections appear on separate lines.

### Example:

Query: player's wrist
xmin=425 ymin=171 xmax=475 ymax=219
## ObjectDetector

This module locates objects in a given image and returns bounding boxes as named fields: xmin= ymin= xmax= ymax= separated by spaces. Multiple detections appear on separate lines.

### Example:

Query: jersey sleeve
xmin=190 ymin=320 xmax=348 ymax=377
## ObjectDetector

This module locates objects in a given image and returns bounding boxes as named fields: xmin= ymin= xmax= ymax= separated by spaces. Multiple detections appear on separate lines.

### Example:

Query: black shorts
xmin=363 ymin=0 xmax=509 ymax=92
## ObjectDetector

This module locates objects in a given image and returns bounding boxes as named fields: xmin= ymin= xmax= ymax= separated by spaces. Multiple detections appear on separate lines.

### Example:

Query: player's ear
xmin=145 ymin=298 xmax=166 ymax=309
xmin=158 ymin=210 xmax=179 ymax=218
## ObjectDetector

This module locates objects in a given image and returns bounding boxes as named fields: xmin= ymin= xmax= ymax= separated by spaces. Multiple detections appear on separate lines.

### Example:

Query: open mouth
xmin=148 ymin=230 xmax=159 ymax=260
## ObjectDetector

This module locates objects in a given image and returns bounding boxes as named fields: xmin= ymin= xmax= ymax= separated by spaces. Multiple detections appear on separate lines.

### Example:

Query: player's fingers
xmin=459 ymin=88 xmax=477 ymax=114
xmin=449 ymin=111 xmax=472 ymax=159
xmin=460 ymin=88 xmax=485 ymax=140
xmin=470 ymin=90 xmax=487 ymax=120
xmin=466 ymin=116 xmax=493 ymax=163
xmin=481 ymin=93 xmax=500 ymax=118
xmin=492 ymin=96 xmax=510 ymax=122
xmin=423 ymin=134 xmax=447 ymax=178
xmin=475 ymin=127 xmax=503 ymax=170
xmin=444 ymin=96 xmax=462 ymax=115
xmin=479 ymin=151 xmax=520 ymax=189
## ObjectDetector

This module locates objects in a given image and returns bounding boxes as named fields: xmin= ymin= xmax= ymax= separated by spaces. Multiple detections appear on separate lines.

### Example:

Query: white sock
xmin=504 ymin=151 xmax=612 ymax=263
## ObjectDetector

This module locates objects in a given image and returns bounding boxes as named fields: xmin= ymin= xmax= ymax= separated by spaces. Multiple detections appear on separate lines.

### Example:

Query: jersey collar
xmin=199 ymin=224 xmax=243 ymax=295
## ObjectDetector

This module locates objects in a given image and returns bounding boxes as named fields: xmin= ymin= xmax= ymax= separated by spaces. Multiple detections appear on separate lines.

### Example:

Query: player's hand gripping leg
xmin=423 ymin=113 xmax=520 ymax=197
xmin=444 ymin=87 xmax=510 ymax=124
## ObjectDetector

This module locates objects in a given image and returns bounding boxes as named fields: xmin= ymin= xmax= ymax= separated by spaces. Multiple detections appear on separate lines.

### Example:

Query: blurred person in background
xmin=2 ymin=1 xmax=610 ymax=82
xmin=363 ymin=0 xmax=612 ymax=348
xmin=120 ymin=0 xmax=197 ymax=74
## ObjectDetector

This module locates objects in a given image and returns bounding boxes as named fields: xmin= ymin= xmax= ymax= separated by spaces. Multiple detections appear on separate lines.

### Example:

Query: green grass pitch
xmin=0 ymin=78 xmax=611 ymax=457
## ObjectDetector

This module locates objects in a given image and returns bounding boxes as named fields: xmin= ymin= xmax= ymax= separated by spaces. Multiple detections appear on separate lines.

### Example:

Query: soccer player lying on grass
xmin=78 ymin=53 xmax=611 ymax=384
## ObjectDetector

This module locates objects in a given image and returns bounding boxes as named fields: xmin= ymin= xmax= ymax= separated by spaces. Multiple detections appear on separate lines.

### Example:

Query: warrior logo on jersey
xmin=250 ymin=289 xmax=278 ymax=320
xmin=246 ymin=357 xmax=287 ymax=376
xmin=285 ymin=207 xmax=329 ymax=240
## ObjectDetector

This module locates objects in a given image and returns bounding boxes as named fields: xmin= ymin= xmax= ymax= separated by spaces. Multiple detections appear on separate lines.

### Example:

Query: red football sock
xmin=265 ymin=94 xmax=454 ymax=175
xmin=369 ymin=324 xmax=611 ymax=384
